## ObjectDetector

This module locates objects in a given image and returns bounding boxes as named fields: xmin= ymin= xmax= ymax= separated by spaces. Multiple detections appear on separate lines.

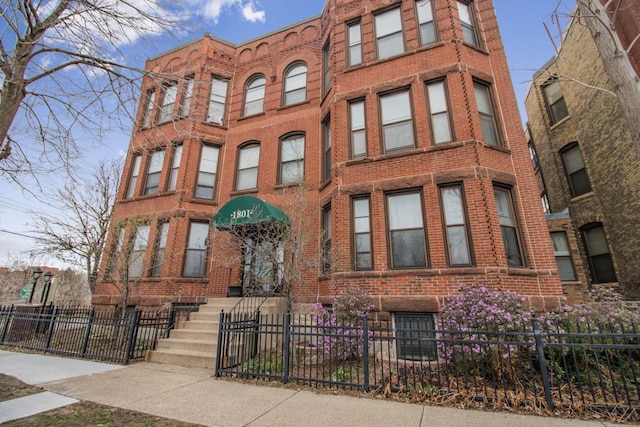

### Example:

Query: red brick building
xmin=94 ymin=0 xmax=563 ymax=316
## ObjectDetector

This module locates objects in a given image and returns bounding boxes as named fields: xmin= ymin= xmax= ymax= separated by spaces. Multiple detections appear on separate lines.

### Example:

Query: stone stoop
xmin=146 ymin=297 xmax=287 ymax=369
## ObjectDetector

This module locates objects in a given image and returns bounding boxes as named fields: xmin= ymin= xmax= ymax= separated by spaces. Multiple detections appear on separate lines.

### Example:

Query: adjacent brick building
xmin=94 ymin=0 xmax=563 ymax=317
xmin=525 ymin=0 xmax=640 ymax=300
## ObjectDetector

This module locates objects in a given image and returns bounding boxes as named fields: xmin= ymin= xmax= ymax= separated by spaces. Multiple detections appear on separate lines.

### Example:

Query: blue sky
xmin=0 ymin=0 xmax=575 ymax=265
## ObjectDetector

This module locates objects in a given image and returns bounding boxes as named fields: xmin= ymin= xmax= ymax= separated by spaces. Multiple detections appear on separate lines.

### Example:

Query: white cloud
xmin=202 ymin=0 xmax=265 ymax=24
xmin=242 ymin=2 xmax=266 ymax=23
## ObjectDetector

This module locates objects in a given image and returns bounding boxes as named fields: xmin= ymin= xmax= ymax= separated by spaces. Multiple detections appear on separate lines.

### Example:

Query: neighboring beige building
xmin=525 ymin=1 xmax=640 ymax=300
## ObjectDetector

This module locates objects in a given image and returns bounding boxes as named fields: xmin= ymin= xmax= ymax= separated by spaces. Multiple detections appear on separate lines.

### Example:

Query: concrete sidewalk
xmin=0 ymin=350 xmax=620 ymax=426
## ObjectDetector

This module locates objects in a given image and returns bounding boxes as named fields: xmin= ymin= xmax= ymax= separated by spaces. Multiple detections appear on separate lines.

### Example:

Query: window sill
xmin=238 ymin=112 xmax=265 ymax=121
xmin=230 ymin=188 xmax=258 ymax=196
xmin=549 ymin=115 xmax=571 ymax=130
xmin=459 ymin=40 xmax=489 ymax=55
xmin=569 ymin=191 xmax=594 ymax=203
xmin=189 ymin=197 xmax=219 ymax=206
xmin=277 ymin=100 xmax=311 ymax=111
xmin=274 ymin=182 xmax=306 ymax=191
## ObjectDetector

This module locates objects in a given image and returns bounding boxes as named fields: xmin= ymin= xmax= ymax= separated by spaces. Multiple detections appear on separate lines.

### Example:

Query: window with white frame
xmin=151 ymin=221 xmax=169 ymax=277
xmin=426 ymin=79 xmax=453 ymax=144
xmin=416 ymin=0 xmax=437 ymax=45
xmin=167 ymin=144 xmax=182 ymax=192
xmin=349 ymin=99 xmax=367 ymax=158
xmin=386 ymin=191 xmax=427 ymax=268
xmin=280 ymin=134 xmax=305 ymax=184
xmin=375 ymin=7 xmax=404 ymax=59
xmin=244 ymin=74 xmax=266 ymax=116
xmin=158 ymin=82 xmax=177 ymax=123
xmin=283 ymin=63 xmax=307 ymax=106
xmin=440 ymin=184 xmax=472 ymax=266
xmin=322 ymin=205 xmax=331 ymax=275
xmin=380 ymin=89 xmax=415 ymax=153
xmin=457 ymin=1 xmax=478 ymax=46
xmin=183 ymin=221 xmax=209 ymax=278
xmin=323 ymin=41 xmax=331 ymax=97
xmin=129 ymin=224 xmax=150 ymax=278
xmin=180 ymin=76 xmax=194 ymax=117
xmin=207 ymin=77 xmax=228 ymax=125
xmin=141 ymin=89 xmax=155 ymax=128
xmin=144 ymin=150 xmax=165 ymax=195
xmin=126 ymin=154 xmax=142 ymax=199
xmin=236 ymin=143 xmax=260 ymax=191
xmin=474 ymin=82 xmax=500 ymax=145
xmin=108 ymin=227 xmax=125 ymax=276
xmin=195 ymin=144 xmax=220 ymax=199
xmin=347 ymin=21 xmax=362 ymax=67
xmin=352 ymin=196 xmax=372 ymax=270
xmin=322 ymin=117 xmax=331 ymax=182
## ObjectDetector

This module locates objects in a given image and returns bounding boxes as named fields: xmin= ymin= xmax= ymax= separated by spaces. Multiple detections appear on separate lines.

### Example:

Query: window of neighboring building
xmin=474 ymin=82 xmax=500 ymax=146
xmin=541 ymin=192 xmax=550 ymax=214
xmin=195 ymin=144 xmax=220 ymax=199
xmin=108 ymin=227 xmax=125 ymax=276
xmin=125 ymin=154 xmax=142 ymax=199
xmin=322 ymin=117 xmax=331 ymax=182
xmin=167 ymin=144 xmax=182 ymax=192
xmin=349 ymin=99 xmax=367 ymax=158
xmin=395 ymin=313 xmax=436 ymax=361
xmin=561 ymin=143 xmax=592 ymax=197
xmin=352 ymin=196 xmax=372 ymax=270
xmin=207 ymin=77 xmax=228 ymax=125
xmin=183 ymin=221 xmax=209 ymax=278
xmin=528 ymin=142 xmax=540 ymax=170
xmin=440 ymin=184 xmax=472 ymax=266
xmin=550 ymin=231 xmax=576 ymax=281
xmin=322 ymin=205 xmax=331 ymax=275
xmin=375 ymin=7 xmax=404 ymax=59
xmin=280 ymin=134 xmax=305 ymax=184
xmin=141 ymin=89 xmax=155 ymax=128
xmin=416 ymin=0 xmax=437 ymax=45
xmin=386 ymin=191 xmax=427 ymax=268
xmin=236 ymin=143 xmax=260 ymax=191
xmin=323 ymin=41 xmax=331 ymax=97
xmin=457 ymin=1 xmax=478 ymax=46
xmin=347 ymin=20 xmax=362 ymax=67
xmin=180 ymin=75 xmax=194 ymax=117
xmin=283 ymin=62 xmax=307 ymax=106
xmin=144 ymin=149 xmax=165 ymax=195
xmin=128 ymin=224 xmax=150 ymax=278
xmin=493 ymin=186 xmax=525 ymax=267
xmin=426 ymin=79 xmax=453 ymax=144
xmin=158 ymin=82 xmax=177 ymax=123
xmin=151 ymin=221 xmax=169 ymax=277
xmin=244 ymin=74 xmax=266 ymax=116
xmin=380 ymin=89 xmax=415 ymax=153
xmin=582 ymin=224 xmax=617 ymax=283
xmin=542 ymin=79 xmax=569 ymax=124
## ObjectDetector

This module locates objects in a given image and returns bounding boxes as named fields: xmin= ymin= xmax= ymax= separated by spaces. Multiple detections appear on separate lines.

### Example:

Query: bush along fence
xmin=215 ymin=288 xmax=640 ymax=421
xmin=0 ymin=304 xmax=197 ymax=364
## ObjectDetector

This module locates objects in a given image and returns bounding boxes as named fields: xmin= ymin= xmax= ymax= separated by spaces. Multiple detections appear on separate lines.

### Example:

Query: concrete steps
xmin=146 ymin=297 xmax=287 ymax=369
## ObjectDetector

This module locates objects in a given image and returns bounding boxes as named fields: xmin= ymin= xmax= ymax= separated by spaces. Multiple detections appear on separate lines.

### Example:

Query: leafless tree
xmin=30 ymin=159 xmax=122 ymax=294
xmin=0 ymin=0 xmax=178 ymax=182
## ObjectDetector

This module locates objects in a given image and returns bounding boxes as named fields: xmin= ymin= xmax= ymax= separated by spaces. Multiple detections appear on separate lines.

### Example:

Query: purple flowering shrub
xmin=313 ymin=287 xmax=375 ymax=361
xmin=437 ymin=284 xmax=531 ymax=379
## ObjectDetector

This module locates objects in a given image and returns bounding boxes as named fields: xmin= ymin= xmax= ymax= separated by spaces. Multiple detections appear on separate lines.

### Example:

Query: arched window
xmin=244 ymin=74 xmax=266 ymax=116
xmin=279 ymin=133 xmax=305 ymax=184
xmin=283 ymin=62 xmax=307 ymax=106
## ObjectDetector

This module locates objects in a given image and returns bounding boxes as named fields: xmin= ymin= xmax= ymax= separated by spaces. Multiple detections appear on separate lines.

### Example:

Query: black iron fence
xmin=215 ymin=312 xmax=640 ymax=420
xmin=0 ymin=303 xmax=198 ymax=364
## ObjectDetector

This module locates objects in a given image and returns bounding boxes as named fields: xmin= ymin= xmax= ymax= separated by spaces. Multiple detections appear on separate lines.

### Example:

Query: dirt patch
xmin=0 ymin=374 xmax=203 ymax=426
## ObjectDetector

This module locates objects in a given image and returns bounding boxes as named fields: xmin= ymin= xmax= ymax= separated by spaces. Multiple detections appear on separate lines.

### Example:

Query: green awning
xmin=212 ymin=195 xmax=290 ymax=229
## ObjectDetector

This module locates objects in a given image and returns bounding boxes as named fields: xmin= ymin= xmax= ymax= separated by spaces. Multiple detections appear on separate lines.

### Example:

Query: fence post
xmin=215 ymin=311 xmax=225 ymax=377
xmin=124 ymin=310 xmax=141 ymax=364
xmin=532 ymin=316 xmax=555 ymax=411
xmin=0 ymin=305 xmax=14 ymax=343
xmin=282 ymin=312 xmax=291 ymax=384
xmin=44 ymin=306 xmax=58 ymax=350
xmin=362 ymin=314 xmax=370 ymax=391
xmin=81 ymin=308 xmax=95 ymax=355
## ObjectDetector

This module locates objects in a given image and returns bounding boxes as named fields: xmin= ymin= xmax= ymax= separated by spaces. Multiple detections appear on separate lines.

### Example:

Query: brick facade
xmin=94 ymin=0 xmax=563 ymax=314
xmin=525 ymin=1 xmax=640 ymax=299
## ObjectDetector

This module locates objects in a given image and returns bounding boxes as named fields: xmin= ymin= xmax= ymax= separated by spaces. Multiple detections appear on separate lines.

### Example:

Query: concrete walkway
xmin=0 ymin=350 xmax=621 ymax=426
